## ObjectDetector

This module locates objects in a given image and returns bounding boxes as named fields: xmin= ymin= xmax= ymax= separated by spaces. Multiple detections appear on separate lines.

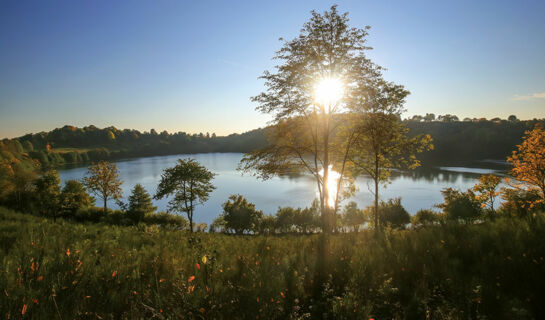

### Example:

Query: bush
xmin=379 ymin=198 xmax=410 ymax=229
xmin=142 ymin=211 xmax=188 ymax=230
xmin=438 ymin=188 xmax=482 ymax=223
xmin=411 ymin=209 xmax=442 ymax=228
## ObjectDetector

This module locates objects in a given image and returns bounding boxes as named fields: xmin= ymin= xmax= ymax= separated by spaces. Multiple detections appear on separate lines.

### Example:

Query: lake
xmin=57 ymin=153 xmax=507 ymax=225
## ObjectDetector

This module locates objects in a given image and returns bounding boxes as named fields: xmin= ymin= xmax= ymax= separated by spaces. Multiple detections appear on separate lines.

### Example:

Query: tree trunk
xmin=374 ymin=155 xmax=379 ymax=236
xmin=103 ymin=195 xmax=108 ymax=213
xmin=322 ymin=112 xmax=331 ymax=234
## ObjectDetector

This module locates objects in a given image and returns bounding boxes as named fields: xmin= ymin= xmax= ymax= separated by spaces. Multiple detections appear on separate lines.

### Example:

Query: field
xmin=1 ymin=207 xmax=544 ymax=319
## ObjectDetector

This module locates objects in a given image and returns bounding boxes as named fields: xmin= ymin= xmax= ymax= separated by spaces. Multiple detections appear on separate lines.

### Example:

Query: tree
xmin=341 ymin=201 xmax=366 ymax=232
xmin=378 ymin=198 xmax=410 ymax=229
xmin=411 ymin=209 xmax=441 ymax=228
xmin=34 ymin=170 xmax=61 ymax=221
xmin=275 ymin=207 xmax=297 ymax=233
xmin=437 ymin=188 xmax=482 ymax=224
xmin=82 ymin=161 xmax=123 ymax=212
xmin=221 ymin=194 xmax=263 ymax=234
xmin=349 ymin=83 xmax=433 ymax=232
xmin=60 ymin=180 xmax=94 ymax=217
xmin=508 ymin=115 xmax=518 ymax=122
xmin=424 ymin=113 xmax=436 ymax=122
xmin=128 ymin=184 xmax=157 ymax=223
xmin=507 ymin=126 xmax=545 ymax=201
xmin=239 ymin=5 xmax=387 ymax=233
xmin=154 ymin=158 xmax=215 ymax=232
xmin=472 ymin=174 xmax=501 ymax=212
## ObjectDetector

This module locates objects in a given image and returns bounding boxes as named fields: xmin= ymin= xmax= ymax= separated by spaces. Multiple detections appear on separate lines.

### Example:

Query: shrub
xmin=379 ymin=198 xmax=410 ymax=229
xmin=438 ymin=188 xmax=482 ymax=223
xmin=411 ymin=209 xmax=442 ymax=228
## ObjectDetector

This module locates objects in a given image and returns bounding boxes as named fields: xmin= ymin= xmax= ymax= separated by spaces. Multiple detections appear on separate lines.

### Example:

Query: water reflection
xmin=57 ymin=153 xmax=508 ymax=225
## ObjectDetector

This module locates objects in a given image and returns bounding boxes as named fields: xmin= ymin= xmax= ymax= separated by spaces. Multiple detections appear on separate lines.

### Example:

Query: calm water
xmin=57 ymin=153 xmax=506 ymax=225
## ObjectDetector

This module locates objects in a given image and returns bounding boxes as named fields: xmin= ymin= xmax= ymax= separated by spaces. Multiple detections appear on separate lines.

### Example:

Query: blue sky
xmin=1 ymin=0 xmax=544 ymax=138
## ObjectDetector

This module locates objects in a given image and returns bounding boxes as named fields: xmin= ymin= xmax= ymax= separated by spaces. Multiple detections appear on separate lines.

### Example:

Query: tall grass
xmin=1 ymin=207 xmax=544 ymax=319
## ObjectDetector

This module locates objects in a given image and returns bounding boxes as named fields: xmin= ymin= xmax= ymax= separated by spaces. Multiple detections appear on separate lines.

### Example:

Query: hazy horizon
xmin=1 ymin=0 xmax=545 ymax=138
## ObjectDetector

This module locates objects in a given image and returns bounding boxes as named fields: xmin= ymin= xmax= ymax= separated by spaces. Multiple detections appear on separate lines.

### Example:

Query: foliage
xmin=411 ymin=209 xmax=442 ymax=228
xmin=240 ymin=5 xmax=389 ymax=233
xmin=60 ymin=180 xmax=95 ymax=218
xmin=221 ymin=194 xmax=263 ymax=234
xmin=341 ymin=201 xmax=367 ymax=232
xmin=499 ymin=188 xmax=545 ymax=219
xmin=82 ymin=161 xmax=123 ymax=212
xmin=33 ymin=170 xmax=61 ymax=221
xmin=507 ymin=126 xmax=545 ymax=203
xmin=154 ymin=158 xmax=216 ymax=232
xmin=1 ymin=207 xmax=545 ymax=318
xmin=378 ymin=198 xmax=411 ymax=229
xmin=473 ymin=174 xmax=501 ymax=211
xmin=127 ymin=184 xmax=156 ymax=224
xmin=438 ymin=188 xmax=482 ymax=223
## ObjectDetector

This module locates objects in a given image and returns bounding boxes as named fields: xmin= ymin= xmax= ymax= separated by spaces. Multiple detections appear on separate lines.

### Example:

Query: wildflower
xmin=206 ymin=286 xmax=210 ymax=292
xmin=21 ymin=304 xmax=27 ymax=315
xmin=36 ymin=275 xmax=43 ymax=282
xmin=133 ymin=291 xmax=138 ymax=295
xmin=199 ymin=308 xmax=206 ymax=314
xmin=196 ymin=263 xmax=201 ymax=270
xmin=159 ymin=278 xmax=166 ymax=283
xmin=112 ymin=270 xmax=118 ymax=278
xmin=188 ymin=275 xmax=195 ymax=283
xmin=440 ymin=240 xmax=445 ymax=244
xmin=280 ymin=292 xmax=285 ymax=299
xmin=187 ymin=285 xmax=195 ymax=294
xmin=66 ymin=248 xmax=70 ymax=257
xmin=256 ymin=297 xmax=260 ymax=303
xmin=266 ymin=246 xmax=270 ymax=251
xmin=33 ymin=299 xmax=38 ymax=304
xmin=202 ymin=256 xmax=208 ymax=264
xmin=85 ymin=296 xmax=91 ymax=299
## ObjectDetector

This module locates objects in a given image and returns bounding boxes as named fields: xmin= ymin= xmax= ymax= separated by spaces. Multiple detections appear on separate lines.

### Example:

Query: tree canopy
xmin=154 ymin=158 xmax=216 ymax=232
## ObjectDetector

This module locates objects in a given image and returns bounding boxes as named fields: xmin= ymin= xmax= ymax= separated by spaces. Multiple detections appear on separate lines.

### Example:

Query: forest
xmin=1 ymin=117 xmax=543 ymax=170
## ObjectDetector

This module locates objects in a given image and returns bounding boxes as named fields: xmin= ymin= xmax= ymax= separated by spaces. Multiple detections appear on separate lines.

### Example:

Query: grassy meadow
xmin=1 ymin=207 xmax=544 ymax=319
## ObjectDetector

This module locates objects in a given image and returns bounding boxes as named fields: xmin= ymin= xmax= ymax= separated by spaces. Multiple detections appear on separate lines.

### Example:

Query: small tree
xmin=342 ymin=201 xmax=366 ymax=232
xmin=60 ymin=180 xmax=95 ymax=217
xmin=275 ymin=207 xmax=297 ymax=233
xmin=378 ymin=198 xmax=410 ymax=229
xmin=82 ymin=161 xmax=123 ymax=212
xmin=221 ymin=194 xmax=263 ymax=234
xmin=411 ymin=209 xmax=441 ymax=228
xmin=34 ymin=170 xmax=61 ymax=221
xmin=128 ymin=184 xmax=157 ymax=224
xmin=438 ymin=188 xmax=482 ymax=224
xmin=473 ymin=174 xmax=501 ymax=212
xmin=154 ymin=158 xmax=215 ymax=232
xmin=507 ymin=126 xmax=545 ymax=202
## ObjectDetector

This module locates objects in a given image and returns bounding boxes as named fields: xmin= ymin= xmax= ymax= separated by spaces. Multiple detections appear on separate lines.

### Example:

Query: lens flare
xmin=313 ymin=77 xmax=344 ymax=110
xmin=318 ymin=165 xmax=341 ymax=208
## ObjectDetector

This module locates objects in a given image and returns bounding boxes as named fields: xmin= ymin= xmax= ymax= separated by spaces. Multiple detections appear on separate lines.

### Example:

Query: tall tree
xmin=507 ymin=126 xmax=545 ymax=201
xmin=239 ymin=5 xmax=385 ymax=233
xmin=82 ymin=161 xmax=123 ymax=212
xmin=154 ymin=158 xmax=215 ymax=232
xmin=349 ymin=81 xmax=432 ymax=232
xmin=128 ymin=184 xmax=156 ymax=223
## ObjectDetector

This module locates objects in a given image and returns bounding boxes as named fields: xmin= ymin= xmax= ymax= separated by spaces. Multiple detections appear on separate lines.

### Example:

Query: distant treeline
xmin=0 ymin=125 xmax=268 ymax=168
xmin=405 ymin=116 xmax=545 ymax=166
xmin=1 ymin=116 xmax=543 ymax=169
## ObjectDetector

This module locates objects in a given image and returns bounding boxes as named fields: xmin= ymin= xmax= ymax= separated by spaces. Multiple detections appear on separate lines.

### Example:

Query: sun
xmin=313 ymin=77 xmax=344 ymax=110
